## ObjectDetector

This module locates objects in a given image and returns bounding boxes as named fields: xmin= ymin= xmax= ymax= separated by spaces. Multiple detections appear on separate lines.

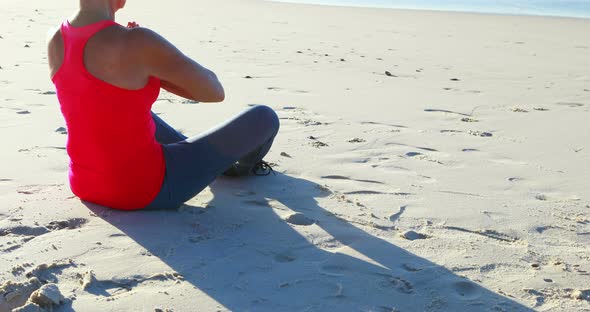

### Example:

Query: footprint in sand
xmin=1 ymin=219 xmax=88 ymax=253
xmin=400 ymin=230 xmax=428 ymax=241
xmin=386 ymin=143 xmax=437 ymax=152
xmin=403 ymin=151 xmax=444 ymax=165
xmin=45 ymin=218 xmax=88 ymax=231
xmin=347 ymin=138 xmax=366 ymax=143
xmin=468 ymin=130 xmax=493 ymax=137
xmin=274 ymin=250 xmax=297 ymax=263
xmin=317 ymin=257 xmax=357 ymax=278
xmin=534 ymin=225 xmax=561 ymax=234
xmin=243 ymin=199 xmax=268 ymax=207
xmin=360 ymin=121 xmax=407 ymax=128
xmin=11 ymin=263 xmax=34 ymax=275
xmin=280 ymin=115 xmax=325 ymax=127
xmin=16 ymin=184 xmax=62 ymax=195
xmin=321 ymin=175 xmax=384 ymax=185
xmin=381 ymin=71 xmax=417 ymax=79
xmin=78 ymin=271 xmax=183 ymax=296
xmin=234 ymin=190 xmax=256 ymax=197
xmin=310 ymin=140 xmax=329 ymax=148
xmin=24 ymin=260 xmax=76 ymax=284
xmin=535 ymin=194 xmax=548 ymax=201
xmin=279 ymin=279 xmax=344 ymax=298
xmin=284 ymin=213 xmax=315 ymax=226
xmin=556 ymin=102 xmax=585 ymax=108
xmin=424 ymin=108 xmax=471 ymax=117
xmin=452 ymin=281 xmax=482 ymax=300
xmin=440 ymin=129 xmax=463 ymax=134
xmin=401 ymin=263 xmax=424 ymax=272
xmin=266 ymin=87 xmax=309 ymax=94
xmin=344 ymin=190 xmax=387 ymax=195
xmin=0 ymin=276 xmax=44 ymax=310
xmin=523 ymin=288 xmax=546 ymax=307
xmin=18 ymin=147 xmax=67 ymax=159
xmin=378 ymin=275 xmax=415 ymax=294
xmin=571 ymin=289 xmax=590 ymax=302
xmin=389 ymin=205 xmax=407 ymax=223
xmin=442 ymin=226 xmax=518 ymax=243
xmin=0 ymin=225 xmax=49 ymax=237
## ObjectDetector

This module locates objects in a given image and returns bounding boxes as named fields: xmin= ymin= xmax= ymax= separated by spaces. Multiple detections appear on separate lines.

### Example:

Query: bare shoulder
xmin=46 ymin=24 xmax=62 ymax=50
xmin=126 ymin=27 xmax=177 ymax=53
xmin=47 ymin=24 xmax=63 ymax=78
xmin=125 ymin=27 xmax=162 ymax=43
xmin=118 ymin=27 xmax=190 ymax=80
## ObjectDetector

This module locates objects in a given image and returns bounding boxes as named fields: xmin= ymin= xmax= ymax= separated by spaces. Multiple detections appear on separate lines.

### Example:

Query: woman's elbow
xmin=209 ymin=73 xmax=225 ymax=102
xmin=216 ymin=86 xmax=225 ymax=102
xmin=209 ymin=86 xmax=225 ymax=102
xmin=199 ymin=87 xmax=224 ymax=103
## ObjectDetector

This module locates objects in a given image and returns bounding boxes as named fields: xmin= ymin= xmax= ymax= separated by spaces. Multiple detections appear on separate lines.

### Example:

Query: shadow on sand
xmin=84 ymin=173 xmax=533 ymax=311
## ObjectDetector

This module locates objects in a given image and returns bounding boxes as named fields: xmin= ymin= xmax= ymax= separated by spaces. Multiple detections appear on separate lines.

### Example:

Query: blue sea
xmin=270 ymin=0 xmax=590 ymax=18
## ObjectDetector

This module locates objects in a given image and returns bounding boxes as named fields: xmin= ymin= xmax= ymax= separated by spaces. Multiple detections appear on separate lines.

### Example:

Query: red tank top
xmin=52 ymin=20 xmax=165 ymax=210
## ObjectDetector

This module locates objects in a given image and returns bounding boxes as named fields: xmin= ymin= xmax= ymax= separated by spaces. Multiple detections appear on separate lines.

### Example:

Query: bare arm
xmin=46 ymin=25 xmax=63 ymax=79
xmin=160 ymin=80 xmax=194 ymax=100
xmin=128 ymin=28 xmax=225 ymax=103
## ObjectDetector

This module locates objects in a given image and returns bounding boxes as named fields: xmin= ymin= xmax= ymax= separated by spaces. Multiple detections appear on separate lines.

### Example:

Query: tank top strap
xmin=60 ymin=19 xmax=119 ymax=70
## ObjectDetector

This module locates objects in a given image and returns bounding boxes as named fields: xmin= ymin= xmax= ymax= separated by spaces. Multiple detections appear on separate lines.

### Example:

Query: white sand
xmin=1 ymin=0 xmax=589 ymax=311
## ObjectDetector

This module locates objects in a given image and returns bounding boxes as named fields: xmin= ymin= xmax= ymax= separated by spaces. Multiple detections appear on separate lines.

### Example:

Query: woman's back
xmin=49 ymin=19 xmax=165 ymax=210
xmin=48 ymin=15 xmax=155 ymax=90
xmin=46 ymin=1 xmax=251 ymax=211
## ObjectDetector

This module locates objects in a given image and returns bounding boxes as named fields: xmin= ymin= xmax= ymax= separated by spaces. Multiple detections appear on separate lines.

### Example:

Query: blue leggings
xmin=144 ymin=105 xmax=280 ymax=210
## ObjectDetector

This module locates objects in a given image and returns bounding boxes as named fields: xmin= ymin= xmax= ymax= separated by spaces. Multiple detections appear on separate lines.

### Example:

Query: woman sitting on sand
xmin=47 ymin=0 xmax=280 ymax=210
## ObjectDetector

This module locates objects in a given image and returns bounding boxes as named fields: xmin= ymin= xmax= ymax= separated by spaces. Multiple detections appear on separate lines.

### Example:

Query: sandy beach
xmin=1 ymin=0 xmax=590 ymax=311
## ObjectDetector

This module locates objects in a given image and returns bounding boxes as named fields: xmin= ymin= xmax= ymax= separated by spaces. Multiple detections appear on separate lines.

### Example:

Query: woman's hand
xmin=127 ymin=21 xmax=140 ymax=28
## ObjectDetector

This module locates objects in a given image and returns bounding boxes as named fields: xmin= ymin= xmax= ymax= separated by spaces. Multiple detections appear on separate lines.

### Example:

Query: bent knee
xmin=249 ymin=105 xmax=280 ymax=132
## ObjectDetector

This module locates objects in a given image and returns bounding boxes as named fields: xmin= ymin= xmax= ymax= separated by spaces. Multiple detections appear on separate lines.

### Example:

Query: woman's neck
xmin=73 ymin=0 xmax=115 ymax=25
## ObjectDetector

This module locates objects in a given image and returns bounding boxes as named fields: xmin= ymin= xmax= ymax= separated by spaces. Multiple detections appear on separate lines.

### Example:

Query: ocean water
xmin=270 ymin=0 xmax=590 ymax=18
